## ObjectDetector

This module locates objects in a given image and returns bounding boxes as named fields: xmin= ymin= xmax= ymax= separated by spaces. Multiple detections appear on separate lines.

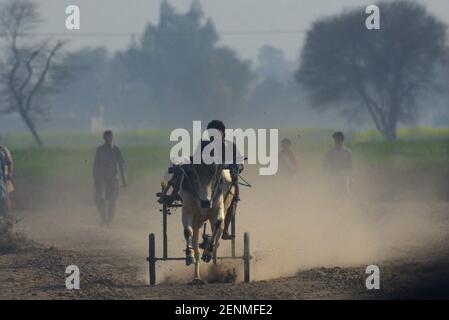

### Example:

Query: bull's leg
xmin=189 ymin=225 xmax=205 ymax=285
xmin=202 ymin=212 xmax=223 ymax=264
xmin=223 ymin=186 xmax=238 ymax=240
xmin=212 ymin=216 xmax=223 ymax=265
xmin=192 ymin=226 xmax=203 ymax=282
xmin=201 ymin=218 xmax=214 ymax=263
xmin=182 ymin=209 xmax=194 ymax=266
xmin=222 ymin=200 xmax=236 ymax=240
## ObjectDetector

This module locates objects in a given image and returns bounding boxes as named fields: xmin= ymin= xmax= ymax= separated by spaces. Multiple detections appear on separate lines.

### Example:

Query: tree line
xmin=0 ymin=0 xmax=448 ymax=145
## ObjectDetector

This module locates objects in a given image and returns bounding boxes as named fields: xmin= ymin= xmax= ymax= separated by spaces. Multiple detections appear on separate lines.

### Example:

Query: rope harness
xmin=176 ymin=164 xmax=225 ymax=207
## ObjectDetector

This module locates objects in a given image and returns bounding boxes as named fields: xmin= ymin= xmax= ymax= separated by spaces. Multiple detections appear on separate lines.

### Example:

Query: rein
xmin=174 ymin=163 xmax=252 ymax=205
xmin=179 ymin=164 xmax=223 ymax=205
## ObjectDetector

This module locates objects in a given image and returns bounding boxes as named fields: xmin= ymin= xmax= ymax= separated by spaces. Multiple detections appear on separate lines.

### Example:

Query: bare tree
xmin=0 ymin=0 xmax=64 ymax=146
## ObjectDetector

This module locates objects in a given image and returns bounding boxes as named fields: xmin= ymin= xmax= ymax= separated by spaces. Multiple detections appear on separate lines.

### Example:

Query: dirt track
xmin=3 ymin=223 xmax=449 ymax=299
xmin=2 ymin=171 xmax=449 ymax=299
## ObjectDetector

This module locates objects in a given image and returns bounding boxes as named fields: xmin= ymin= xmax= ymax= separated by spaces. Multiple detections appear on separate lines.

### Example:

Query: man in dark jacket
xmin=0 ymin=147 xmax=8 ymax=217
xmin=93 ymin=130 xmax=127 ymax=226
xmin=0 ymin=145 xmax=13 ymax=213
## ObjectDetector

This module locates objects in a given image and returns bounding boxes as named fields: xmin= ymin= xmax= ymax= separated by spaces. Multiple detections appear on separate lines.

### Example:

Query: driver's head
xmin=332 ymin=131 xmax=344 ymax=148
xmin=207 ymin=120 xmax=225 ymax=139
xmin=103 ymin=130 xmax=113 ymax=146
xmin=281 ymin=138 xmax=292 ymax=150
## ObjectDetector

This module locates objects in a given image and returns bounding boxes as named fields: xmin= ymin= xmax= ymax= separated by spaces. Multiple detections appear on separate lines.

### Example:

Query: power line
xmin=0 ymin=29 xmax=308 ymax=38
xmin=218 ymin=29 xmax=308 ymax=36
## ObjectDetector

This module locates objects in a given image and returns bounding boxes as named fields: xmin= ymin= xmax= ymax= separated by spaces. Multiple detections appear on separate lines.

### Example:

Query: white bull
xmin=179 ymin=164 xmax=235 ymax=284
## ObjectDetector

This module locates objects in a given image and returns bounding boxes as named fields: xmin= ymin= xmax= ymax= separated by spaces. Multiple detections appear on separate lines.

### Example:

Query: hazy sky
xmin=11 ymin=0 xmax=449 ymax=61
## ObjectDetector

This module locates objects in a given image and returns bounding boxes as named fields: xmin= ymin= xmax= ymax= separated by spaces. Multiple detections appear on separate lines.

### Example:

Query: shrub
xmin=0 ymin=215 xmax=28 ymax=254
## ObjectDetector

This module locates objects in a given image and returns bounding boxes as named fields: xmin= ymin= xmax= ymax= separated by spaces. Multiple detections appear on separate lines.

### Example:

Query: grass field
xmin=3 ymin=127 xmax=449 ymax=182
xmin=2 ymin=127 xmax=449 ymax=299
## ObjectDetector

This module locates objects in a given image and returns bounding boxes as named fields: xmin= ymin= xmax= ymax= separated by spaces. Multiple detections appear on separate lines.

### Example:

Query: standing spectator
xmin=0 ymin=145 xmax=13 ymax=213
xmin=323 ymin=132 xmax=353 ymax=195
xmin=278 ymin=138 xmax=299 ymax=175
xmin=0 ymin=147 xmax=8 ymax=217
xmin=93 ymin=130 xmax=127 ymax=227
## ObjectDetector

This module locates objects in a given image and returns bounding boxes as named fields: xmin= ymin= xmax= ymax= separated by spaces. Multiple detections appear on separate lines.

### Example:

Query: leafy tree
xmin=118 ymin=0 xmax=253 ymax=124
xmin=51 ymin=48 xmax=110 ymax=126
xmin=246 ymin=46 xmax=305 ymax=127
xmin=296 ymin=0 xmax=448 ymax=140
xmin=256 ymin=45 xmax=292 ymax=83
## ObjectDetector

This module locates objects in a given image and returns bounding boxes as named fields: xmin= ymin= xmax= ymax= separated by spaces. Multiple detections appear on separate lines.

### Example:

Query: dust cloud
xmin=236 ymin=165 xmax=447 ymax=281
xmin=14 ymin=157 xmax=449 ymax=285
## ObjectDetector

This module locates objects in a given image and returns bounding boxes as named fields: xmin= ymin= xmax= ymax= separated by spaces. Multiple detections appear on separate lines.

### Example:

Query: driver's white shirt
xmin=191 ymin=139 xmax=244 ymax=165
xmin=224 ymin=139 xmax=245 ymax=164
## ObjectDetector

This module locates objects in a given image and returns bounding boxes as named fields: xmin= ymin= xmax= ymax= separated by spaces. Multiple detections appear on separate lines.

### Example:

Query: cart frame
xmin=146 ymin=201 xmax=251 ymax=285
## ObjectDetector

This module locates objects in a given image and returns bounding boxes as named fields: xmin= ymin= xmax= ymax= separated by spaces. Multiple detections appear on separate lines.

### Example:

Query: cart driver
xmin=160 ymin=120 xmax=244 ymax=241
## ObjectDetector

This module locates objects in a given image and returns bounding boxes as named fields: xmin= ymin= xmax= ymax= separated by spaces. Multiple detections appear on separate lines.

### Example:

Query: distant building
xmin=90 ymin=105 xmax=105 ymax=133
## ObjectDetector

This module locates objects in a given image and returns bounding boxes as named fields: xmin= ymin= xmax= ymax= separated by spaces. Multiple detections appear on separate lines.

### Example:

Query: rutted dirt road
xmin=3 ymin=224 xmax=449 ymax=299
xmin=2 ymin=172 xmax=449 ymax=299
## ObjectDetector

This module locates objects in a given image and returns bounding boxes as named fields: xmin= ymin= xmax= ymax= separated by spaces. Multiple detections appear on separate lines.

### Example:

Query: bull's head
xmin=193 ymin=163 xmax=222 ymax=209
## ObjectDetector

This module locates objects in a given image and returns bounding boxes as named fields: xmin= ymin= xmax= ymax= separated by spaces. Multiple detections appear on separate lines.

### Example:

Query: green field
xmin=4 ymin=127 xmax=449 ymax=183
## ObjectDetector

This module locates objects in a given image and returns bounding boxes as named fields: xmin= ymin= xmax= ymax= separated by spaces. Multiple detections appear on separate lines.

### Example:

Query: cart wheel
xmin=148 ymin=233 xmax=156 ymax=285
xmin=231 ymin=214 xmax=236 ymax=258
xmin=243 ymin=232 xmax=251 ymax=283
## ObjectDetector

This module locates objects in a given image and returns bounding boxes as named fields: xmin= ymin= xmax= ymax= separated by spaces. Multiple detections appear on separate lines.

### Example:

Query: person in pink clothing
xmin=278 ymin=138 xmax=299 ymax=176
